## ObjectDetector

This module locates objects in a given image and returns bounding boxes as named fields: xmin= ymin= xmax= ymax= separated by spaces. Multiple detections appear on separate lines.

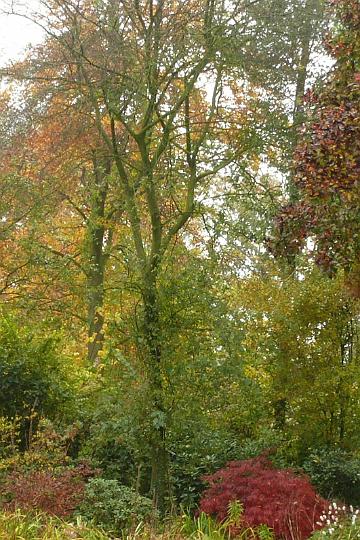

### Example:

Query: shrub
xmin=1 ymin=462 xmax=96 ymax=517
xmin=0 ymin=318 xmax=78 ymax=446
xmin=170 ymin=430 xmax=239 ymax=509
xmin=0 ymin=418 xmax=86 ymax=489
xmin=80 ymin=418 xmax=137 ymax=485
xmin=199 ymin=454 xmax=328 ymax=540
xmin=303 ymin=448 xmax=360 ymax=506
xmin=77 ymin=478 xmax=156 ymax=535
xmin=170 ymin=427 xmax=294 ymax=509
xmin=0 ymin=416 xmax=21 ymax=459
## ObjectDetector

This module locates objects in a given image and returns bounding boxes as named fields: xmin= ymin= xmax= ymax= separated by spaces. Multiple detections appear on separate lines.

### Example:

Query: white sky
xmin=0 ymin=4 xmax=44 ymax=66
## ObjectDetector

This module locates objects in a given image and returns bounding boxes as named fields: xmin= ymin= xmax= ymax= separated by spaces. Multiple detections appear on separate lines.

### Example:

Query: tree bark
xmin=289 ymin=0 xmax=320 ymax=203
xmin=143 ymin=266 xmax=168 ymax=513
xmin=87 ymin=155 xmax=110 ymax=364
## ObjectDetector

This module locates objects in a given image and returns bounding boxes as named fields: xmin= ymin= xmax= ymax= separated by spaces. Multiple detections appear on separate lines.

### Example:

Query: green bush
xmin=170 ymin=430 xmax=232 ymax=509
xmin=78 ymin=378 xmax=148 ymax=488
xmin=0 ymin=416 xmax=21 ymax=459
xmin=77 ymin=478 xmax=156 ymax=534
xmin=0 ymin=318 xmax=76 ymax=439
xmin=80 ymin=414 xmax=137 ymax=485
xmin=303 ymin=448 xmax=360 ymax=505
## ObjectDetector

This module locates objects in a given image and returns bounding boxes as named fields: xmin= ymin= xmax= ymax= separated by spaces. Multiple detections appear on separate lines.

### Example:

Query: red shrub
xmin=199 ymin=455 xmax=328 ymax=540
xmin=2 ymin=462 xmax=97 ymax=517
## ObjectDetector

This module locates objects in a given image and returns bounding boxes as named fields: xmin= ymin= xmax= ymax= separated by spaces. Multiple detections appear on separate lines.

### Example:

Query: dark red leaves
xmin=272 ymin=0 xmax=360 ymax=277
xmin=2 ymin=462 xmax=97 ymax=517
xmin=199 ymin=456 xmax=328 ymax=540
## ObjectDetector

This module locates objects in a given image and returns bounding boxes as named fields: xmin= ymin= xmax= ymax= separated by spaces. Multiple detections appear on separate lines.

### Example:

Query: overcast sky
xmin=0 ymin=5 xmax=44 ymax=66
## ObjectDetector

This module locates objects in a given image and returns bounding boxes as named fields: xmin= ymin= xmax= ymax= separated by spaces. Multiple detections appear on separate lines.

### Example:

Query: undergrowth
xmin=0 ymin=510 xmax=108 ymax=539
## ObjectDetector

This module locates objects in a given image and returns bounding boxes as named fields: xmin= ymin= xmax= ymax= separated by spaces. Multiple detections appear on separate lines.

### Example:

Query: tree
xmin=0 ymin=0 xmax=330 ymax=510
xmin=271 ymin=0 xmax=360 ymax=284
xmin=0 ymin=74 xmax=133 ymax=363
xmin=2 ymin=0 xmax=267 ymax=510
xmin=0 ymin=316 xmax=77 ymax=447
xmin=232 ymin=262 xmax=360 ymax=454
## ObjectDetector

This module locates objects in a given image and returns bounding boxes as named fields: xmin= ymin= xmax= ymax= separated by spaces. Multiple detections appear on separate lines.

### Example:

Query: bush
xmin=0 ymin=416 xmax=20 ymax=459
xmin=77 ymin=478 xmax=156 ymax=535
xmin=170 ymin=430 xmax=240 ymax=509
xmin=303 ymin=448 xmax=360 ymax=506
xmin=170 ymin=427 xmax=294 ymax=509
xmin=1 ymin=462 xmax=96 ymax=517
xmin=80 ymin=417 xmax=137 ymax=485
xmin=0 ymin=319 xmax=77 ymax=445
xmin=0 ymin=418 xmax=87 ymax=486
xmin=199 ymin=454 xmax=328 ymax=540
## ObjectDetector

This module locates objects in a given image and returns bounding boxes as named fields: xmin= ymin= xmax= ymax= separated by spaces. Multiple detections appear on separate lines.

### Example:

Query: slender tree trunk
xmin=283 ymin=0 xmax=318 ymax=269
xmin=273 ymin=397 xmax=287 ymax=430
xmin=338 ymin=317 xmax=354 ymax=443
xmin=142 ymin=267 xmax=168 ymax=513
xmin=87 ymin=155 xmax=110 ymax=364
xmin=289 ymin=0 xmax=318 ymax=203
xmin=150 ymin=427 xmax=167 ymax=513
xmin=87 ymin=249 xmax=105 ymax=363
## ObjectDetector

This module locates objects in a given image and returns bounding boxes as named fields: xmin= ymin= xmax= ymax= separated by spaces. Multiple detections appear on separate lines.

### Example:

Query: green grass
xmin=2 ymin=509 xmax=360 ymax=540
xmin=0 ymin=510 xmax=109 ymax=539
xmin=0 ymin=509 xmax=272 ymax=540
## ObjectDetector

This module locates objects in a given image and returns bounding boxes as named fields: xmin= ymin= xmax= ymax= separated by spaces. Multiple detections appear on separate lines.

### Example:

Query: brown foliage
xmin=2 ymin=462 xmax=97 ymax=518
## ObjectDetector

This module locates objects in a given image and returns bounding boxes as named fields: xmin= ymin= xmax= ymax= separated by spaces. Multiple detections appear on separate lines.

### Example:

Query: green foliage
xmin=303 ymin=448 xmax=360 ymax=506
xmin=0 ymin=416 xmax=21 ymax=459
xmin=0 ymin=509 xmax=276 ymax=540
xmin=0 ymin=417 xmax=72 ymax=478
xmin=169 ymin=427 xmax=239 ymax=509
xmin=234 ymin=265 xmax=360 ymax=456
xmin=77 ymin=478 xmax=156 ymax=535
xmin=80 ymin=412 xmax=137 ymax=485
xmin=0 ymin=317 xmax=76 ymax=426
xmin=78 ymin=379 xmax=148 ymax=488
xmin=180 ymin=511 xmax=231 ymax=540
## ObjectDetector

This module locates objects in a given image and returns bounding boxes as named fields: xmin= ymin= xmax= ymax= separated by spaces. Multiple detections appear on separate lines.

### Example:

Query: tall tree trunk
xmin=87 ymin=248 xmax=105 ymax=363
xmin=289 ymin=0 xmax=320 ymax=203
xmin=284 ymin=0 xmax=320 ymax=269
xmin=338 ymin=317 xmax=354 ymax=443
xmin=87 ymin=155 xmax=110 ymax=364
xmin=142 ymin=267 xmax=168 ymax=513
xmin=273 ymin=397 xmax=287 ymax=430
